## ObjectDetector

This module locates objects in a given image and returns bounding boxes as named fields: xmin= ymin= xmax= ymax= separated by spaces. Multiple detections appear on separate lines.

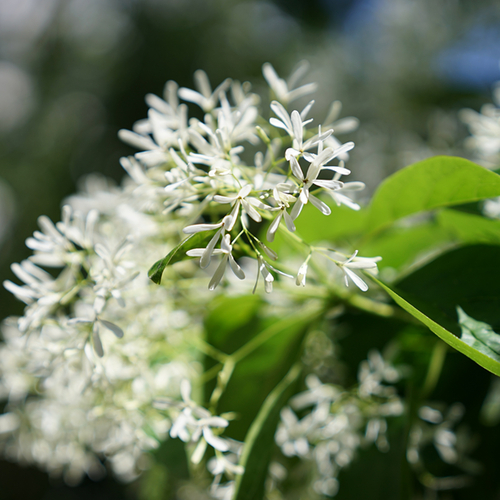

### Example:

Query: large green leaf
xmin=359 ymin=221 xmax=450 ymax=271
xmin=232 ymin=363 xmax=302 ymax=500
xmin=367 ymin=156 xmax=500 ymax=234
xmin=371 ymin=276 xmax=500 ymax=377
xmin=395 ymin=244 xmax=500 ymax=332
xmin=295 ymin=204 xmax=367 ymax=243
xmin=437 ymin=209 xmax=500 ymax=245
xmin=148 ymin=232 xmax=209 ymax=284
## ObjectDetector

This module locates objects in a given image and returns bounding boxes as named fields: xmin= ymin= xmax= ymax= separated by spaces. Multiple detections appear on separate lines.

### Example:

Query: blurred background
xmin=1 ymin=0 xmax=499 ymax=498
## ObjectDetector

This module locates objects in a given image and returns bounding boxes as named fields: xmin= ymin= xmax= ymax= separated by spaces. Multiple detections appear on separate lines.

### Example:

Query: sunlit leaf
xmin=359 ymin=221 xmax=450 ymax=271
xmin=437 ymin=209 xmax=500 ymax=245
xmin=368 ymin=157 xmax=500 ymax=234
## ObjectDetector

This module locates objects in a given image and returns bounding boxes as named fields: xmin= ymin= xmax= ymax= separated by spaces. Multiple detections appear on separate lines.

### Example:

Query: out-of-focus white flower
xmin=337 ymin=251 xmax=381 ymax=292
xmin=460 ymin=82 xmax=500 ymax=169
xmin=263 ymin=61 xmax=317 ymax=105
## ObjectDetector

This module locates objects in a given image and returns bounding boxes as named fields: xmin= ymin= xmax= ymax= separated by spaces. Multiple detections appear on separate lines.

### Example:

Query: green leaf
xmin=209 ymin=305 xmax=320 ymax=440
xmin=368 ymin=156 xmax=500 ymax=234
xmin=457 ymin=306 xmax=500 ymax=361
xmin=233 ymin=363 xmax=302 ymax=500
xmin=395 ymin=244 xmax=500 ymax=332
xmin=148 ymin=232 xmax=209 ymax=284
xmin=437 ymin=209 xmax=500 ymax=245
xmin=359 ymin=221 xmax=450 ymax=271
xmin=295 ymin=204 xmax=368 ymax=243
xmin=371 ymin=276 xmax=500 ymax=377
xmin=204 ymin=295 xmax=263 ymax=354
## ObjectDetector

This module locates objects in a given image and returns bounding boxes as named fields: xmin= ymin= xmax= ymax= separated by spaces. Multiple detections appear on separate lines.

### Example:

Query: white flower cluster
xmin=274 ymin=351 xmax=404 ymax=497
xmin=154 ymin=379 xmax=244 ymax=498
xmin=0 ymin=62 xmax=377 ymax=494
xmin=460 ymin=80 xmax=500 ymax=220
xmin=460 ymin=81 xmax=500 ymax=169
xmin=0 ymin=176 xmax=231 ymax=484
xmin=118 ymin=62 xmax=378 ymax=293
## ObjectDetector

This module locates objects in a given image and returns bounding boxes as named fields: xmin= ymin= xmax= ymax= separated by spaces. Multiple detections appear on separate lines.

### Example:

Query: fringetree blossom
xmin=1 ymin=62 xmax=484 ymax=499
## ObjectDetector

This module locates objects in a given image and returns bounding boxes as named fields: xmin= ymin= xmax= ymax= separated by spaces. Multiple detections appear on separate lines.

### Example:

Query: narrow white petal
xmin=178 ymin=88 xmax=206 ymax=108
xmin=313 ymin=179 xmax=344 ymax=190
xmin=285 ymin=148 xmax=301 ymax=161
xmin=299 ymin=187 xmax=309 ymax=205
xmin=99 ymin=320 xmax=124 ymax=339
xmin=290 ymin=157 xmax=304 ymax=181
xmin=331 ymin=141 xmax=355 ymax=159
xmin=92 ymin=324 xmax=104 ymax=357
xmin=262 ymin=62 xmax=280 ymax=88
xmin=332 ymin=116 xmax=359 ymax=134
xmin=208 ymin=255 xmax=229 ymax=290
xmin=239 ymin=184 xmax=252 ymax=198
xmin=270 ymin=101 xmax=292 ymax=131
xmin=291 ymin=110 xmax=303 ymax=144
xmin=324 ymin=100 xmax=342 ymax=126
xmin=266 ymin=213 xmax=282 ymax=242
xmin=283 ymin=211 xmax=296 ymax=232
xmin=290 ymin=200 xmax=304 ymax=220
xmin=213 ymin=195 xmax=236 ymax=204
xmin=321 ymin=165 xmax=351 ymax=176
xmin=229 ymin=255 xmax=245 ymax=280
xmin=183 ymin=222 xmax=223 ymax=234
xmin=241 ymin=199 xmax=262 ymax=222
xmin=201 ymin=228 xmax=223 ymax=269
xmin=194 ymin=69 xmax=212 ymax=97
xmin=309 ymin=195 xmax=331 ymax=215
xmin=118 ymin=129 xmax=157 ymax=150
xmin=203 ymin=427 xmax=230 ymax=452
xmin=286 ymin=83 xmax=318 ymax=103
xmin=300 ymin=100 xmax=315 ymax=120
xmin=269 ymin=117 xmax=289 ymax=132
xmin=343 ymin=267 xmax=368 ymax=292
xmin=340 ymin=181 xmax=366 ymax=192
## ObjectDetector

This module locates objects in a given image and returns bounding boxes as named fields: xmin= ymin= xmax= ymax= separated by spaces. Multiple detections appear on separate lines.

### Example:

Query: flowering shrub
xmin=1 ymin=63 xmax=500 ymax=499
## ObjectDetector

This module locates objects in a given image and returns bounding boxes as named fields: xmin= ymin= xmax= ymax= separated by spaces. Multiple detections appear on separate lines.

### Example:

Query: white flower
xmin=184 ymin=215 xmax=233 ymax=269
xmin=262 ymin=61 xmax=317 ymax=105
xmin=167 ymin=380 xmax=231 ymax=462
xmin=213 ymin=184 xmax=269 ymax=227
xmin=178 ymin=70 xmax=231 ymax=113
xmin=187 ymin=234 xmax=245 ymax=290
xmin=266 ymin=204 xmax=296 ymax=242
xmin=289 ymin=145 xmax=353 ymax=220
xmin=296 ymin=261 xmax=308 ymax=287
xmin=269 ymin=100 xmax=313 ymax=144
xmin=337 ymin=251 xmax=381 ymax=292
xmin=460 ymin=82 xmax=500 ymax=168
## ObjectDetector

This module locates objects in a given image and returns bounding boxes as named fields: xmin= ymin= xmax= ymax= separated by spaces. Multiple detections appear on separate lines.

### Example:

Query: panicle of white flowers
xmin=460 ymin=81 xmax=500 ymax=169
xmin=0 ymin=176 xmax=206 ymax=482
xmin=460 ymin=78 xmax=500 ymax=228
xmin=274 ymin=351 xmax=403 ymax=498
xmin=0 ymin=62 xmax=372 ymax=492
xmin=118 ymin=63 xmax=376 ymax=293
